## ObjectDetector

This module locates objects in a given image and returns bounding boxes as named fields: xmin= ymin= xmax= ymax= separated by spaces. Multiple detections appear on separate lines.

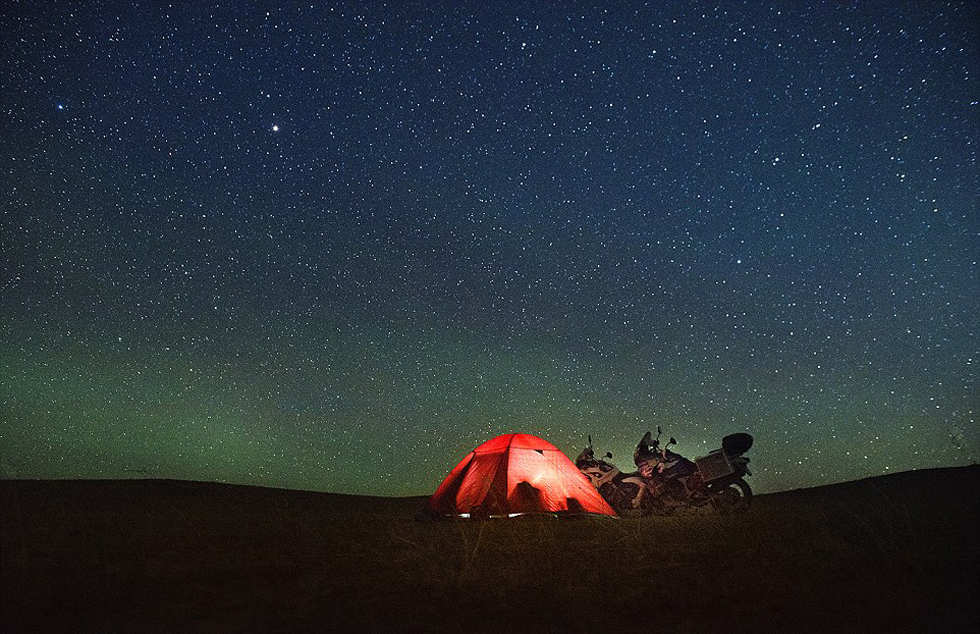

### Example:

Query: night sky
xmin=2 ymin=1 xmax=977 ymax=496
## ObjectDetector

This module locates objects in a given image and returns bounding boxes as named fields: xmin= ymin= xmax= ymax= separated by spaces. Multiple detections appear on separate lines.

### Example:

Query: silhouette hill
xmin=2 ymin=465 xmax=977 ymax=633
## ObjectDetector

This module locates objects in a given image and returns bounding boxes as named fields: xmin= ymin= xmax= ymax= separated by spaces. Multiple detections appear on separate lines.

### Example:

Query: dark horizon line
xmin=2 ymin=462 xmax=976 ymax=499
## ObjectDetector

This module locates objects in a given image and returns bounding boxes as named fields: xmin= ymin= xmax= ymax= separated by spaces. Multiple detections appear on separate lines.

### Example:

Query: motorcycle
xmin=633 ymin=427 xmax=754 ymax=514
xmin=575 ymin=436 xmax=653 ymax=516
xmin=576 ymin=428 xmax=754 ymax=516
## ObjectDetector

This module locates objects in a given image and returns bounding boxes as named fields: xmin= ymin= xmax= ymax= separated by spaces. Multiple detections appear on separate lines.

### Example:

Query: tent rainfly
xmin=425 ymin=433 xmax=617 ymax=518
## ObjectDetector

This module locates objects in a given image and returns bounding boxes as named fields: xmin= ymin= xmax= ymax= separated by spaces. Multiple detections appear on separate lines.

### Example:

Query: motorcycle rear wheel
xmin=709 ymin=478 xmax=752 ymax=514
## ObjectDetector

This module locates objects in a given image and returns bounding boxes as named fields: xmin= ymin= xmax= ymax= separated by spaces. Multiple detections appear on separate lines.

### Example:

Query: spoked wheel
xmin=655 ymin=480 xmax=697 ymax=517
xmin=709 ymin=479 xmax=752 ymax=514
xmin=609 ymin=483 xmax=644 ymax=516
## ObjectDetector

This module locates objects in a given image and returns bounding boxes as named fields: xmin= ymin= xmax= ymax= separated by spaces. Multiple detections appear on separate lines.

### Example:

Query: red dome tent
xmin=426 ymin=433 xmax=616 ymax=518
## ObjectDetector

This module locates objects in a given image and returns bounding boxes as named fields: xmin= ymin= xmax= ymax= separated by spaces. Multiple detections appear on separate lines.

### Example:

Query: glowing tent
xmin=425 ymin=433 xmax=617 ymax=518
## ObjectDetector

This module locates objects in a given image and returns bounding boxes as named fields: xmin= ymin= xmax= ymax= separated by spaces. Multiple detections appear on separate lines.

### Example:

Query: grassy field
xmin=2 ymin=466 xmax=978 ymax=633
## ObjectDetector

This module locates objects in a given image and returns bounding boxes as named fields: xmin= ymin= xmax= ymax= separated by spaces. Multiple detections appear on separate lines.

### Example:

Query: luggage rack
xmin=695 ymin=449 xmax=734 ymax=483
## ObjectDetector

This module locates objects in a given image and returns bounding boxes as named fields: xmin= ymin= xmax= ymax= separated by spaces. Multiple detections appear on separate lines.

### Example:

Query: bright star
xmin=271 ymin=124 xmax=279 ymax=132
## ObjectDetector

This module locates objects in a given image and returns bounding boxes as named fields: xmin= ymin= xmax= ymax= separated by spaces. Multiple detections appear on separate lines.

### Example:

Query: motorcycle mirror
xmin=656 ymin=426 xmax=662 ymax=439
xmin=604 ymin=452 xmax=613 ymax=459
xmin=669 ymin=437 xmax=677 ymax=446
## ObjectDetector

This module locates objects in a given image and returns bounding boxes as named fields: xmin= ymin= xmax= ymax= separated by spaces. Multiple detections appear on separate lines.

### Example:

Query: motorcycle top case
xmin=722 ymin=433 xmax=753 ymax=456
xmin=695 ymin=450 xmax=734 ymax=483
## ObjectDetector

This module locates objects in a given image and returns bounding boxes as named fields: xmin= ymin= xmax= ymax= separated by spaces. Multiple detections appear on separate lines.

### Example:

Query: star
xmin=2 ymin=1 xmax=974 ymax=496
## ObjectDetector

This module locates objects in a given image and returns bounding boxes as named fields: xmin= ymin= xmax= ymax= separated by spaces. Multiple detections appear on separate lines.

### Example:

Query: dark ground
xmin=2 ymin=465 xmax=978 ymax=633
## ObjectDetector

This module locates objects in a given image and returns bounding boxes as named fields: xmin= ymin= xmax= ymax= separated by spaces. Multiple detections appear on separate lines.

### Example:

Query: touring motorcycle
xmin=576 ymin=428 xmax=754 ymax=515
xmin=574 ymin=436 xmax=651 ymax=516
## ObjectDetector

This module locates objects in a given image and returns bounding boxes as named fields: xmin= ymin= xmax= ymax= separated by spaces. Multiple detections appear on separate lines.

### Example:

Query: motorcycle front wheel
xmin=606 ymin=483 xmax=640 ymax=516
xmin=709 ymin=478 xmax=752 ymax=514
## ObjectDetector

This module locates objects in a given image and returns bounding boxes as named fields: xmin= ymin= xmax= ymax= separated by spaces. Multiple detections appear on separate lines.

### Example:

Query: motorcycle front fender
xmin=621 ymin=475 xmax=647 ymax=489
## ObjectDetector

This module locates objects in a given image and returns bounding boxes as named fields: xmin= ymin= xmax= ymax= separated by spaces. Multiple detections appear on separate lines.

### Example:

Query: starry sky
xmin=1 ymin=1 xmax=977 ymax=496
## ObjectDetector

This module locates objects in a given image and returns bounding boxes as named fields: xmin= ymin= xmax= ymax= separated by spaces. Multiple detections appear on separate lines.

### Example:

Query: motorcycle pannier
xmin=695 ymin=450 xmax=733 ymax=483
